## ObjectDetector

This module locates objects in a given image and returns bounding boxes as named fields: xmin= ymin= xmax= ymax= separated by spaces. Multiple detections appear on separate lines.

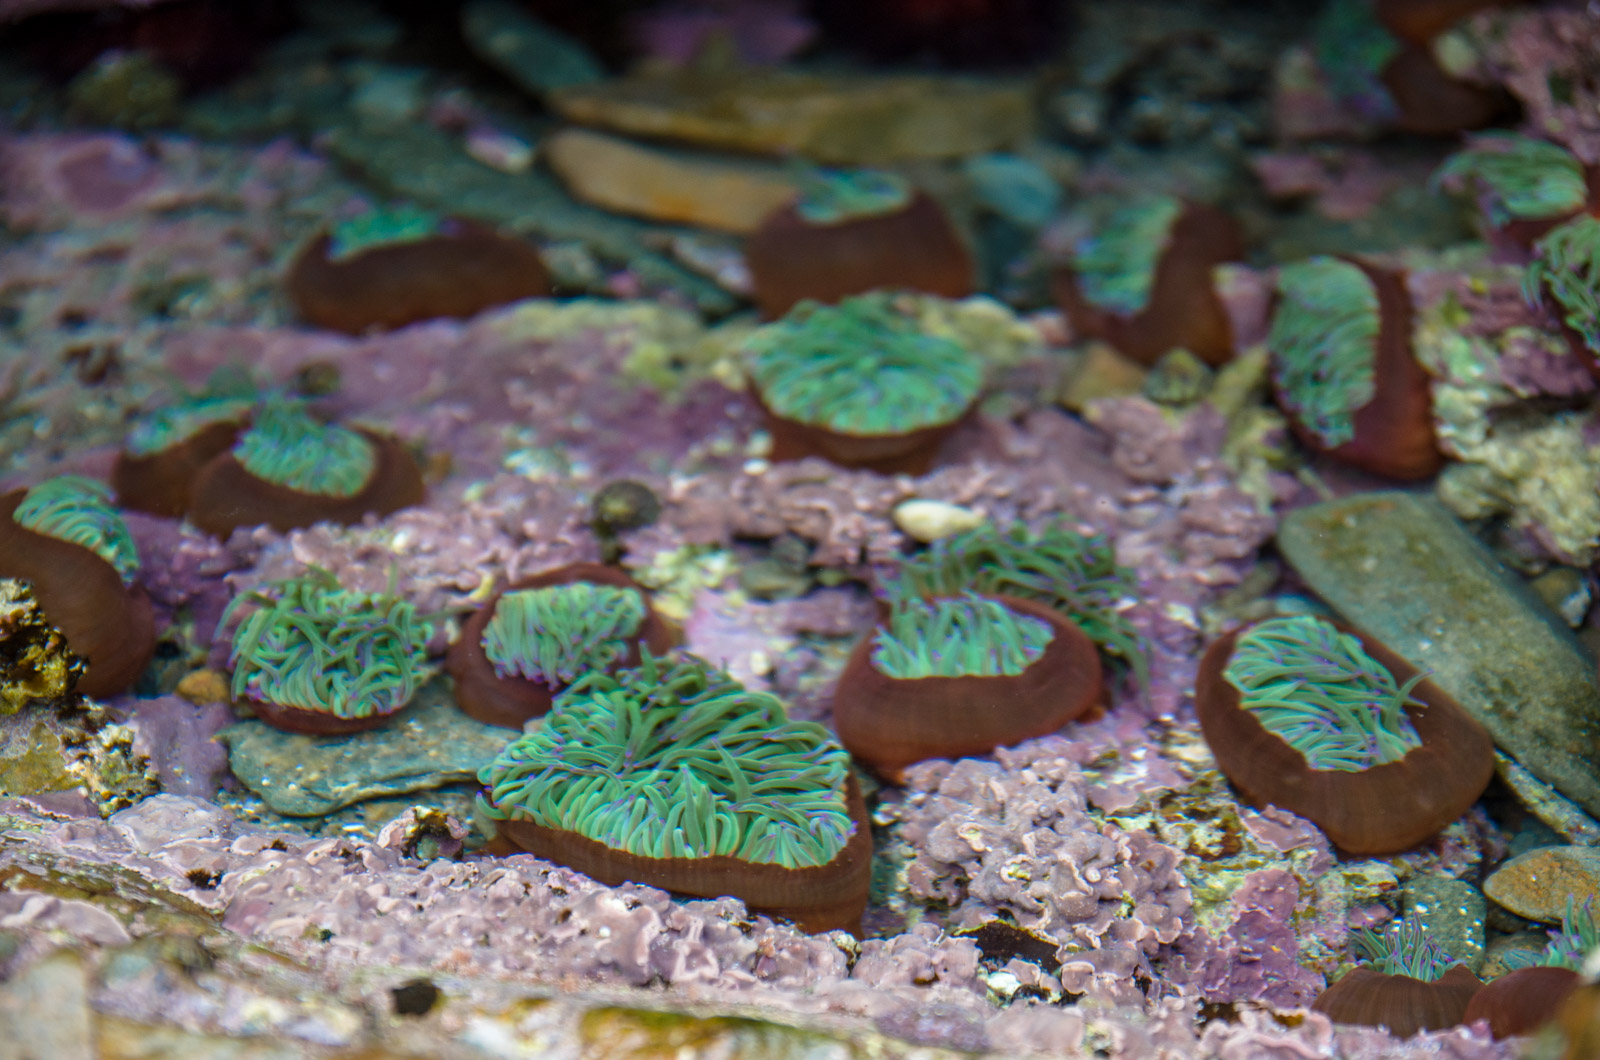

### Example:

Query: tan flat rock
xmin=543 ymin=128 xmax=798 ymax=234
xmin=549 ymin=70 xmax=1034 ymax=165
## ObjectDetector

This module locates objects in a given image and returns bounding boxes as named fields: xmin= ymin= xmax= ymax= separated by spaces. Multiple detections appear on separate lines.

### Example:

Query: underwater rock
xmin=543 ymin=128 xmax=799 ymax=234
xmin=548 ymin=70 xmax=1032 ymax=165
xmin=460 ymin=0 xmax=604 ymax=100
xmin=1483 ymin=845 xmax=1600 ymax=923
xmin=1402 ymin=875 xmax=1486 ymax=973
xmin=1277 ymin=492 xmax=1600 ymax=820
xmin=217 ymin=684 xmax=511 ymax=817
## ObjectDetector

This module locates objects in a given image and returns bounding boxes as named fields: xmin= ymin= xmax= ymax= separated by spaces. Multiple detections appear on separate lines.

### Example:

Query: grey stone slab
xmin=1276 ymin=491 xmax=1600 ymax=819
xmin=218 ymin=684 xmax=513 ymax=817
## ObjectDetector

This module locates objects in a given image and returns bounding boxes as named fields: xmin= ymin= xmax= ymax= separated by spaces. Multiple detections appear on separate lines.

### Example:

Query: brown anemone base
xmin=745 ymin=191 xmax=975 ymax=320
xmin=1463 ymin=965 xmax=1580 ymax=1040
xmin=286 ymin=221 xmax=552 ymax=335
xmin=1275 ymin=259 xmax=1443 ymax=481
xmin=1051 ymin=201 xmax=1244 ymax=368
xmin=831 ymin=594 xmax=1103 ymax=783
xmin=187 ymin=428 xmax=425 ymax=539
xmin=493 ymin=774 xmax=874 ymax=936
xmin=0 ymin=491 xmax=157 ymax=700
xmin=239 ymin=695 xmax=401 ymax=735
xmin=446 ymin=562 xmax=679 ymax=730
xmin=753 ymin=386 xmax=973 ymax=476
xmin=112 ymin=419 xmax=247 ymax=518
xmin=1313 ymin=965 xmax=1482 ymax=1038
xmin=1195 ymin=618 xmax=1495 ymax=855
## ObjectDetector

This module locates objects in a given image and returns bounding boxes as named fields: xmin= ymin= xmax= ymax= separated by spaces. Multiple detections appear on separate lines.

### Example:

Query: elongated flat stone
xmin=218 ymin=685 xmax=513 ymax=817
xmin=1277 ymin=491 xmax=1600 ymax=818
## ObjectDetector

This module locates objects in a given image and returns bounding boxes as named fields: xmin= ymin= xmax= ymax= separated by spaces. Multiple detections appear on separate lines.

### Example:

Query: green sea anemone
xmin=124 ymin=396 xmax=254 ymax=457
xmin=1354 ymin=919 xmax=1461 ymax=980
xmin=744 ymin=293 xmax=983 ymax=436
xmin=481 ymin=582 xmax=646 ymax=686
xmin=1434 ymin=133 xmax=1588 ymax=227
xmin=232 ymin=399 xmax=376 ymax=498
xmin=1071 ymin=194 xmax=1184 ymax=316
xmin=223 ymin=566 xmax=434 ymax=721
xmin=13 ymin=476 xmax=139 ymax=586
xmin=477 ymin=652 xmax=854 ymax=869
xmin=871 ymin=593 xmax=1054 ymax=679
xmin=792 ymin=166 xmax=913 ymax=225
xmin=1524 ymin=214 xmax=1600 ymax=354
xmin=1223 ymin=615 xmax=1426 ymax=772
xmin=1310 ymin=0 xmax=1400 ymax=119
xmin=883 ymin=520 xmax=1146 ymax=686
xmin=329 ymin=203 xmax=442 ymax=261
xmin=1269 ymin=256 xmax=1380 ymax=448
xmin=1502 ymin=898 xmax=1600 ymax=972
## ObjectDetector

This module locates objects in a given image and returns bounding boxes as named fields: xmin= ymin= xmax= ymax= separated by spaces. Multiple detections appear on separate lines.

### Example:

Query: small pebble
xmin=892 ymin=499 xmax=985 ymax=543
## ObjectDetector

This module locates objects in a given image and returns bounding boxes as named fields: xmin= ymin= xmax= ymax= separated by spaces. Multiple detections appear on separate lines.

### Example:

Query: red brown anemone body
xmin=285 ymin=220 xmax=552 ymax=335
xmin=237 ymin=695 xmax=401 ymax=736
xmin=1050 ymin=201 xmax=1244 ymax=368
xmin=1270 ymin=258 xmax=1442 ymax=481
xmin=447 ymin=562 xmax=678 ymax=730
xmin=1195 ymin=619 xmax=1494 ymax=855
xmin=492 ymin=773 xmax=874 ymax=935
xmin=0 ymin=490 xmax=156 ymax=699
xmin=750 ymin=384 xmax=975 ymax=476
xmin=745 ymin=190 xmax=975 ymax=321
xmin=1313 ymin=965 xmax=1483 ymax=1037
xmin=831 ymin=594 xmax=1102 ymax=783
xmin=187 ymin=428 xmax=424 ymax=539
xmin=1464 ymin=965 xmax=1581 ymax=1040
xmin=112 ymin=417 xmax=248 ymax=518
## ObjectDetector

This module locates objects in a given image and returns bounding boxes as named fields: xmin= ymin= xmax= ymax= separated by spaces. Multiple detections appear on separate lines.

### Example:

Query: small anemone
xmin=481 ymin=582 xmax=646 ymax=686
xmin=871 ymin=593 xmax=1054 ymax=679
xmin=1311 ymin=0 xmax=1402 ymax=120
xmin=1525 ymin=214 xmax=1600 ymax=355
xmin=1224 ymin=615 xmax=1426 ymax=772
xmin=1269 ymin=256 xmax=1381 ymax=449
xmin=745 ymin=293 xmax=983 ymax=436
xmin=1070 ymin=193 xmax=1184 ymax=316
xmin=232 ymin=399 xmax=377 ymax=498
xmin=1434 ymin=133 xmax=1588 ymax=227
xmin=124 ymin=396 xmax=254 ymax=458
xmin=791 ymin=166 xmax=913 ymax=225
xmin=1313 ymin=916 xmax=1482 ymax=1037
xmin=1354 ymin=919 xmax=1461 ymax=980
xmin=882 ymin=520 xmax=1147 ymax=688
xmin=478 ymin=652 xmax=855 ymax=869
xmin=13 ymin=476 xmax=139 ymax=587
xmin=328 ymin=203 xmax=442 ymax=261
xmin=223 ymin=565 xmax=434 ymax=733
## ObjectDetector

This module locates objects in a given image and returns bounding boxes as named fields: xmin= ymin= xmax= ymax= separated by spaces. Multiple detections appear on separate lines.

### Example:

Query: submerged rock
xmin=217 ymin=684 xmax=512 ymax=817
xmin=1277 ymin=492 xmax=1600 ymax=819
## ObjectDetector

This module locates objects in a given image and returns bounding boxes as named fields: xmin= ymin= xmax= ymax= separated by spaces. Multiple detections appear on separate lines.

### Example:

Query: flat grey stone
xmin=1402 ymin=875 xmax=1486 ymax=973
xmin=218 ymin=684 xmax=512 ymax=817
xmin=1277 ymin=491 xmax=1600 ymax=819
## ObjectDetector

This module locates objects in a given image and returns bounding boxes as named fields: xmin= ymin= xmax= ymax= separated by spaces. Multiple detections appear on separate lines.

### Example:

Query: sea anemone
xmin=1434 ymin=133 xmax=1593 ymax=250
xmin=478 ymin=652 xmax=872 ymax=934
xmin=1523 ymin=214 xmax=1600 ymax=378
xmin=1311 ymin=0 xmax=1505 ymax=135
xmin=743 ymin=292 xmax=984 ymax=474
xmin=880 ymin=519 xmax=1147 ymax=689
xmin=0 ymin=476 xmax=156 ymax=699
xmin=112 ymin=395 xmax=253 ymax=517
xmin=1196 ymin=615 xmax=1494 ymax=854
xmin=832 ymin=593 xmax=1101 ymax=782
xmin=745 ymin=167 xmax=974 ymax=319
xmin=446 ymin=562 xmax=677 ymax=730
xmin=285 ymin=204 xmax=552 ymax=335
xmin=1465 ymin=899 xmax=1595 ymax=1038
xmin=187 ymin=398 xmax=424 ymax=538
xmin=1313 ymin=919 xmax=1482 ymax=1036
xmin=1268 ymin=255 xmax=1441 ymax=480
xmin=1050 ymin=193 xmax=1244 ymax=367
xmin=222 ymin=565 xmax=435 ymax=735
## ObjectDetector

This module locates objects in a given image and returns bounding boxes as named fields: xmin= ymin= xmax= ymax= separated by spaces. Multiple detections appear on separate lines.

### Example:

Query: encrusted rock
xmin=0 ymin=579 xmax=82 ymax=714
xmin=1484 ymin=845 xmax=1600 ymax=923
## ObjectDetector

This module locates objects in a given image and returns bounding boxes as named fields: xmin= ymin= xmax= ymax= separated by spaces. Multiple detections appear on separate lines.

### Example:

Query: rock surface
xmin=1483 ymin=845 xmax=1600 ymax=923
xmin=1277 ymin=492 xmax=1600 ymax=819
xmin=549 ymin=71 xmax=1034 ymax=165
xmin=217 ymin=685 xmax=512 ymax=817
xmin=543 ymin=128 xmax=799 ymax=234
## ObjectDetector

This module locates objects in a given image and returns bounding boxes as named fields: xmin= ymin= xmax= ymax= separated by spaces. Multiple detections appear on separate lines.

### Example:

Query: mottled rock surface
xmin=1484 ymin=845 xmax=1600 ymax=923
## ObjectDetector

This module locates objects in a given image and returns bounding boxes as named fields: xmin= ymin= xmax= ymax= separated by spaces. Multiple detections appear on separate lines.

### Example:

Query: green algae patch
xmin=0 ymin=720 xmax=77 ymax=799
